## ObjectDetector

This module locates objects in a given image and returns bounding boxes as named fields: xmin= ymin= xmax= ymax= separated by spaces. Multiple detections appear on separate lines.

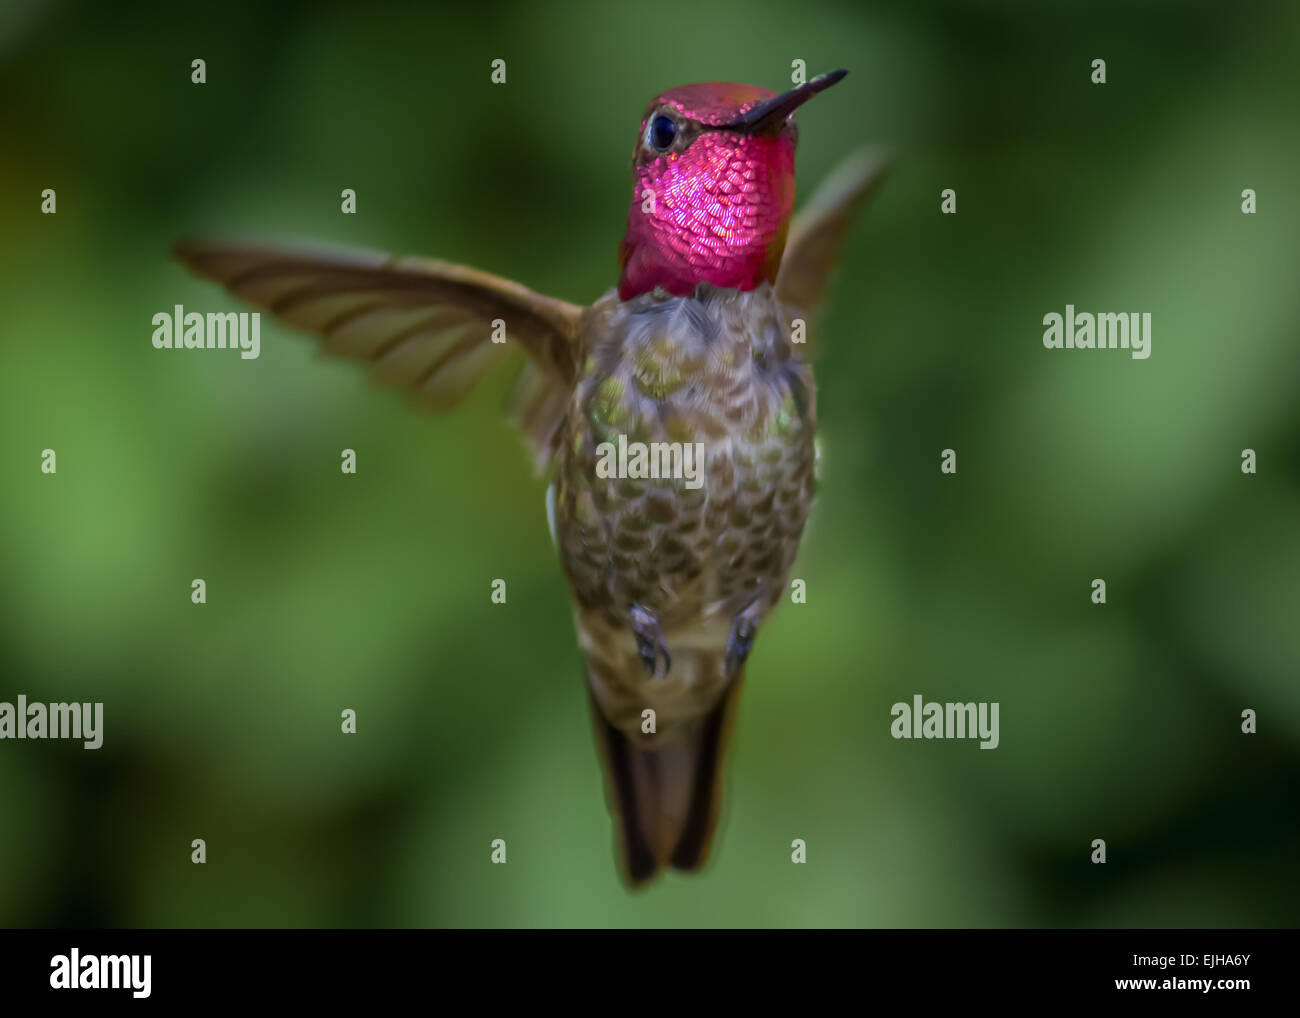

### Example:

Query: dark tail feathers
xmin=588 ymin=672 xmax=743 ymax=886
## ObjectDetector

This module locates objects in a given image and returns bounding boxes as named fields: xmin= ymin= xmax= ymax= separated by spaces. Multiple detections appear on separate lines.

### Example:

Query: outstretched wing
xmin=776 ymin=148 xmax=888 ymax=314
xmin=173 ymin=240 xmax=583 ymax=459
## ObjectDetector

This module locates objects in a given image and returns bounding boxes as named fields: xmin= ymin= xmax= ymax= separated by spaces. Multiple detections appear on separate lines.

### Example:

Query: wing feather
xmin=173 ymin=238 xmax=583 ymax=413
xmin=776 ymin=148 xmax=888 ymax=314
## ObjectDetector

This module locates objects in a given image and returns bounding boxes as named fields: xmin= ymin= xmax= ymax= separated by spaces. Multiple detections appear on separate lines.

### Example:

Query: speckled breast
xmin=554 ymin=283 xmax=817 ymax=650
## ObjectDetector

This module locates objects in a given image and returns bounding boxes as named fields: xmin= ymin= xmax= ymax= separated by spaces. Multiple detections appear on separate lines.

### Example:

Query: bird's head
xmin=617 ymin=69 xmax=847 ymax=301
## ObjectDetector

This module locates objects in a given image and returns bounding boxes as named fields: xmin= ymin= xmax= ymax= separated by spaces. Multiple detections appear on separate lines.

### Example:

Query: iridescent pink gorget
xmin=617 ymin=72 xmax=846 ymax=301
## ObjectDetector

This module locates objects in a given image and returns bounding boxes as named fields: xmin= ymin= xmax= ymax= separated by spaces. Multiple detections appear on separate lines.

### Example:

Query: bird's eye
xmin=649 ymin=114 xmax=678 ymax=151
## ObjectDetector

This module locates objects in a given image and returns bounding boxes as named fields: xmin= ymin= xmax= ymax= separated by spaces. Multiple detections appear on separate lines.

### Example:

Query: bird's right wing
xmin=173 ymin=239 xmax=584 ymax=466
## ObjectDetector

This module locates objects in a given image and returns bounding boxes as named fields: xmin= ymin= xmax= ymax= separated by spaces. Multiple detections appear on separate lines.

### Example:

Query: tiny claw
xmin=725 ymin=601 xmax=763 ymax=678
xmin=629 ymin=603 xmax=671 ymax=678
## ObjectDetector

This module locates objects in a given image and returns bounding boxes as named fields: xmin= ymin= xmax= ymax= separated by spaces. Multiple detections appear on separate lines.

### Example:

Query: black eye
xmin=650 ymin=114 xmax=678 ymax=151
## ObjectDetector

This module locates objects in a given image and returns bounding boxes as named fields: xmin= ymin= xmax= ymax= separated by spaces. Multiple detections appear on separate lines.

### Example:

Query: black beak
xmin=725 ymin=69 xmax=848 ymax=134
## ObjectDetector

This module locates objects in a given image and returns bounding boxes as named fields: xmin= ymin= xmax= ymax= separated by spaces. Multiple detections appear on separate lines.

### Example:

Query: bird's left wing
xmin=775 ymin=148 xmax=888 ymax=317
xmin=173 ymin=240 xmax=584 ymax=461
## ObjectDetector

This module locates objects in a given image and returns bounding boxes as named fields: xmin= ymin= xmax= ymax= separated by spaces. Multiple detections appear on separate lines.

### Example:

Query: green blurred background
xmin=1 ymin=0 xmax=1297 ymax=928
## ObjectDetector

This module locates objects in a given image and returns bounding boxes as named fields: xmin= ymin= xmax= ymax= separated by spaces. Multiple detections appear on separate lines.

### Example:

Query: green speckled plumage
xmin=555 ymin=283 xmax=816 ymax=736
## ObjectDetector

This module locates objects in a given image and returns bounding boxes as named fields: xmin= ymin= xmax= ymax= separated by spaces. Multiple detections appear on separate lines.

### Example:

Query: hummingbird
xmin=174 ymin=68 xmax=884 ymax=886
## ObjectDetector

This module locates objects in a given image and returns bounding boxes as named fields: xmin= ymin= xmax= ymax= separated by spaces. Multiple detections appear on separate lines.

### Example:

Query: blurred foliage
xmin=1 ymin=0 xmax=1297 ymax=927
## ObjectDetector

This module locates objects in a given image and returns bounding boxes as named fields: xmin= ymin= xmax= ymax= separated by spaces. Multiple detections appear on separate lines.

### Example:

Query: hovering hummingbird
xmin=175 ymin=68 xmax=884 ymax=885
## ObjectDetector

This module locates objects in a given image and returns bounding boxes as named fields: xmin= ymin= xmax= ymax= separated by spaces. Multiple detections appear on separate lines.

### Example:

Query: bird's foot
xmin=725 ymin=600 xmax=764 ymax=678
xmin=629 ymin=603 xmax=671 ymax=677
